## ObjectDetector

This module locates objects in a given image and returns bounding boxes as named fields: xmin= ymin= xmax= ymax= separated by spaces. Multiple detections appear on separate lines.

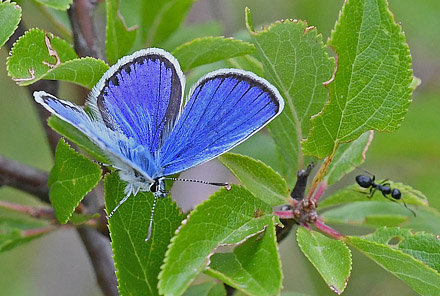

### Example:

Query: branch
xmin=77 ymin=226 xmax=118 ymax=295
xmin=0 ymin=154 xmax=50 ymax=203
xmin=68 ymin=0 xmax=104 ymax=59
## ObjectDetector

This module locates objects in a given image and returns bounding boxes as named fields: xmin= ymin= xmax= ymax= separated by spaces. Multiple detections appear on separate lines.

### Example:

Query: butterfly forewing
xmin=159 ymin=69 xmax=284 ymax=176
xmin=89 ymin=49 xmax=185 ymax=154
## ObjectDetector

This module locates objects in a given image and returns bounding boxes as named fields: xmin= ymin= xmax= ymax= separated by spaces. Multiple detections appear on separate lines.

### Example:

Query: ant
xmin=355 ymin=173 xmax=416 ymax=217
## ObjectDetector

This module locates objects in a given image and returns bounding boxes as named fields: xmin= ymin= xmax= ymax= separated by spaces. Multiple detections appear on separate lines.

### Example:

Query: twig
xmin=0 ymin=155 xmax=50 ymax=203
xmin=0 ymin=200 xmax=55 ymax=219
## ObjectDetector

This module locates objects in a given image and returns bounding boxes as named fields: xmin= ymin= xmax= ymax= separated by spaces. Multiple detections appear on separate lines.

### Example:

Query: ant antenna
xmin=164 ymin=177 xmax=231 ymax=190
xmin=355 ymin=166 xmax=374 ymax=176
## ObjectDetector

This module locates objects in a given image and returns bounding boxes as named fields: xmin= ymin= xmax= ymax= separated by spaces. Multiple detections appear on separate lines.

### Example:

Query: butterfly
xmin=34 ymin=48 xmax=284 ymax=240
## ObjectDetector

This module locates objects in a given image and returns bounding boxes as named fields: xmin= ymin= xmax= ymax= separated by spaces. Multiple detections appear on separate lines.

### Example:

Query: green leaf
xmin=218 ymin=153 xmax=288 ymax=206
xmin=48 ymin=116 xmax=108 ymax=163
xmin=32 ymin=0 xmax=72 ymax=10
xmin=321 ymin=201 xmax=413 ymax=227
xmin=246 ymin=9 xmax=335 ymax=183
xmin=0 ymin=209 xmax=53 ymax=252
xmin=206 ymin=216 xmax=282 ymax=296
xmin=7 ymin=28 xmax=77 ymax=85
xmin=160 ymin=21 xmax=223 ymax=52
xmin=319 ymin=182 xmax=428 ymax=209
xmin=104 ymin=173 xmax=184 ymax=296
xmin=140 ymin=0 xmax=195 ymax=46
xmin=224 ymin=55 xmax=264 ymax=78
xmin=48 ymin=138 xmax=102 ymax=224
xmin=302 ymin=0 xmax=414 ymax=158
xmin=172 ymin=37 xmax=255 ymax=71
xmin=0 ymin=1 xmax=21 ymax=48
xmin=348 ymin=230 xmax=440 ymax=295
xmin=182 ymin=282 xmax=226 ymax=296
xmin=105 ymin=0 xmax=137 ymax=65
xmin=364 ymin=227 xmax=440 ymax=273
xmin=324 ymin=131 xmax=373 ymax=185
xmin=404 ymin=207 xmax=440 ymax=235
xmin=159 ymin=186 xmax=276 ymax=296
xmin=296 ymin=227 xmax=351 ymax=294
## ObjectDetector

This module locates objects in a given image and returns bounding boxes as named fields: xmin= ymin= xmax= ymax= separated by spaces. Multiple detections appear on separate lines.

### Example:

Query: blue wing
xmin=159 ymin=69 xmax=284 ymax=176
xmin=33 ymin=91 xmax=157 ymax=184
xmin=88 ymin=48 xmax=185 ymax=154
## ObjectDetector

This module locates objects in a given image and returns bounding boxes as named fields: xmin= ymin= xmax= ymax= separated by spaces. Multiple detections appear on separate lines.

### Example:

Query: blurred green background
xmin=0 ymin=0 xmax=438 ymax=295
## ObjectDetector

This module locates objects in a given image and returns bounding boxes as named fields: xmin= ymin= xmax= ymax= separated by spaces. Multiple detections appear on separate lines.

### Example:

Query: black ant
xmin=355 ymin=174 xmax=416 ymax=217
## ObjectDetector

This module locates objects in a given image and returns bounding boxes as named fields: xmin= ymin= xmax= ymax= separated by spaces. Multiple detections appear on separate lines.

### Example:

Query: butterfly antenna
xmin=108 ymin=191 xmax=131 ymax=218
xmin=164 ymin=177 xmax=231 ymax=190
xmin=145 ymin=195 xmax=158 ymax=242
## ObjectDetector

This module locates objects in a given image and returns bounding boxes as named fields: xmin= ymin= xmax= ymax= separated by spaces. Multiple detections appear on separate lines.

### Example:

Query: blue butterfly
xmin=34 ymin=48 xmax=284 ymax=239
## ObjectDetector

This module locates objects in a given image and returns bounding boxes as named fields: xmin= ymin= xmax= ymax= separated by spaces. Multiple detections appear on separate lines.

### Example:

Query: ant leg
xmin=367 ymin=187 xmax=377 ymax=199
xmin=401 ymin=199 xmax=417 ymax=217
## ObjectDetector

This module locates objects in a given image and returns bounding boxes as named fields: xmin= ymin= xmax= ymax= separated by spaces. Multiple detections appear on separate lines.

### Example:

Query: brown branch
xmin=68 ymin=0 xmax=104 ymax=59
xmin=77 ymin=226 xmax=118 ymax=296
xmin=0 ymin=155 xmax=50 ymax=203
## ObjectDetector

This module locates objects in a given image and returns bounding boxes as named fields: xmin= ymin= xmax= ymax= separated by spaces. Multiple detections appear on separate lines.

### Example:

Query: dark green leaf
xmin=0 ymin=1 xmax=21 ymax=48
xmin=246 ymin=9 xmax=334 ymax=183
xmin=296 ymin=227 xmax=351 ymax=294
xmin=48 ymin=139 xmax=102 ymax=224
xmin=104 ymin=173 xmax=184 ymax=296
xmin=105 ymin=0 xmax=137 ymax=65
xmin=172 ymin=37 xmax=255 ymax=71
xmin=159 ymin=186 xmax=276 ymax=296
xmin=364 ymin=227 xmax=440 ymax=272
xmin=218 ymin=153 xmax=288 ymax=206
xmin=348 ymin=230 xmax=440 ymax=295
xmin=206 ymin=216 xmax=282 ymax=296
xmin=302 ymin=0 xmax=414 ymax=158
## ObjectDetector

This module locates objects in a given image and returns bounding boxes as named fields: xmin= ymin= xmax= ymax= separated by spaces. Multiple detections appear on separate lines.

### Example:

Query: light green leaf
xmin=105 ymin=0 xmax=137 ymax=65
xmin=104 ymin=173 xmax=184 ymax=296
xmin=48 ymin=139 xmax=102 ymax=224
xmin=319 ymin=182 xmax=428 ymax=209
xmin=140 ymin=0 xmax=195 ymax=46
xmin=324 ymin=131 xmax=373 ymax=185
xmin=296 ymin=227 xmax=351 ymax=294
xmin=206 ymin=216 xmax=282 ymax=296
xmin=161 ymin=21 xmax=223 ymax=52
xmin=321 ymin=201 xmax=413 ymax=227
xmin=172 ymin=36 xmax=255 ymax=71
xmin=246 ymin=9 xmax=334 ymax=183
xmin=224 ymin=55 xmax=264 ymax=78
xmin=48 ymin=116 xmax=108 ymax=164
xmin=404 ymin=207 xmax=440 ymax=235
xmin=182 ymin=282 xmax=226 ymax=296
xmin=159 ymin=186 xmax=276 ymax=296
xmin=39 ymin=57 xmax=109 ymax=89
xmin=7 ymin=28 xmax=108 ymax=88
xmin=32 ymin=0 xmax=72 ymax=10
xmin=348 ymin=230 xmax=440 ymax=295
xmin=302 ymin=0 xmax=414 ymax=158
xmin=0 ymin=1 xmax=21 ymax=48
xmin=364 ymin=227 xmax=440 ymax=273
xmin=0 ymin=210 xmax=53 ymax=252
xmin=218 ymin=153 xmax=288 ymax=206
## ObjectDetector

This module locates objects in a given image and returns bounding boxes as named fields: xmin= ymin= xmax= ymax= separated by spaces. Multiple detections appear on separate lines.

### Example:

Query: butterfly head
xmin=150 ymin=177 xmax=167 ymax=198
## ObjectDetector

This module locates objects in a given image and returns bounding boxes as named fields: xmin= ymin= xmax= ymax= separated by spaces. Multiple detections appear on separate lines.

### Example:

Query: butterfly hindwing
xmin=33 ymin=91 xmax=156 ymax=183
xmin=88 ymin=49 xmax=185 ymax=154
xmin=159 ymin=69 xmax=284 ymax=175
